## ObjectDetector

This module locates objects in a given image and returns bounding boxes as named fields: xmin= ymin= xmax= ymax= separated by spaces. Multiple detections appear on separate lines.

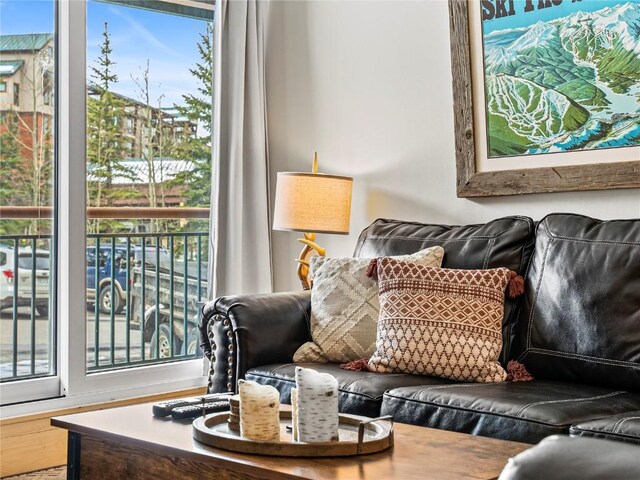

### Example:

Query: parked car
xmin=86 ymin=244 xmax=171 ymax=314
xmin=0 ymin=246 xmax=51 ymax=317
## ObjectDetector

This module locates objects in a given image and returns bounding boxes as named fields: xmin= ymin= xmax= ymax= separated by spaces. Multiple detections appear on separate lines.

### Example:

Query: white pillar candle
xmin=238 ymin=380 xmax=280 ymax=441
xmin=294 ymin=366 xmax=339 ymax=443
xmin=291 ymin=387 xmax=299 ymax=442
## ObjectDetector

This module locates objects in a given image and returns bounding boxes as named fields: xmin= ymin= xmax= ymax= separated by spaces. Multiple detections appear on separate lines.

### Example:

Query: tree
xmin=171 ymin=23 xmax=213 ymax=211
xmin=0 ymin=114 xmax=33 ymax=235
xmin=86 ymin=22 xmax=133 ymax=233
xmin=131 ymin=59 xmax=171 ymax=233
xmin=0 ymin=38 xmax=54 ymax=235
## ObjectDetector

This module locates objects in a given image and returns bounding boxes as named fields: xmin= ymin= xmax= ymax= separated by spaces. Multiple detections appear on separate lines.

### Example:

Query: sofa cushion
xmin=570 ymin=411 xmax=640 ymax=444
xmin=354 ymin=216 xmax=535 ymax=364
xmin=246 ymin=363 xmax=451 ymax=418
xmin=498 ymin=435 xmax=640 ymax=480
xmin=293 ymin=246 xmax=444 ymax=363
xmin=381 ymin=381 xmax=640 ymax=444
xmin=367 ymin=258 xmax=511 ymax=383
xmin=514 ymin=214 xmax=640 ymax=392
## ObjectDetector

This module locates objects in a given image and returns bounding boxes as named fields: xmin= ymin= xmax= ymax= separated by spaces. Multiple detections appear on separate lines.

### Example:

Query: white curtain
xmin=208 ymin=0 xmax=273 ymax=299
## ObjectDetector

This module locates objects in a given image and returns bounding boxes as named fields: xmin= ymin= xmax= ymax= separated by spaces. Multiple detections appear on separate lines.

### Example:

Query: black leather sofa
xmin=201 ymin=213 xmax=640 ymax=447
xmin=498 ymin=435 xmax=640 ymax=480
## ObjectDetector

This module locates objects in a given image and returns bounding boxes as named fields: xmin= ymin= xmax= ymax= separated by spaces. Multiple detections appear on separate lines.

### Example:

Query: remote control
xmin=171 ymin=400 xmax=230 ymax=420
xmin=152 ymin=393 xmax=232 ymax=417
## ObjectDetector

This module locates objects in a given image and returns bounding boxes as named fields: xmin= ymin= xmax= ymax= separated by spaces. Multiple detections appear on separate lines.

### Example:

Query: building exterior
xmin=87 ymin=87 xmax=198 ymax=160
xmin=0 ymin=33 xmax=201 ymax=215
xmin=0 ymin=33 xmax=54 ymax=159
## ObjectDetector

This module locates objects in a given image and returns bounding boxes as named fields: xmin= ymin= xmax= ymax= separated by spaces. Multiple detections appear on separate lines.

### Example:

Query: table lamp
xmin=273 ymin=153 xmax=353 ymax=290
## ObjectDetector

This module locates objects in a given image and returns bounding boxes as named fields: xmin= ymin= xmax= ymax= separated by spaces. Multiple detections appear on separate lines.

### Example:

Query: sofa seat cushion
xmin=570 ymin=411 xmax=640 ymax=444
xmin=381 ymin=381 xmax=640 ymax=444
xmin=246 ymin=363 xmax=451 ymax=418
xmin=498 ymin=435 xmax=640 ymax=480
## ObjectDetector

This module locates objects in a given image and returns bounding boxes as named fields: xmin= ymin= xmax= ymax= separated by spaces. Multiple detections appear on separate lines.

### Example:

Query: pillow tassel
xmin=365 ymin=259 xmax=379 ymax=280
xmin=340 ymin=358 xmax=370 ymax=371
xmin=507 ymin=271 xmax=525 ymax=298
xmin=506 ymin=360 xmax=533 ymax=382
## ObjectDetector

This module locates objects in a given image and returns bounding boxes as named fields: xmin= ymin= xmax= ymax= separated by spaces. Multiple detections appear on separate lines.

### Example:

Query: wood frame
xmin=448 ymin=0 xmax=640 ymax=198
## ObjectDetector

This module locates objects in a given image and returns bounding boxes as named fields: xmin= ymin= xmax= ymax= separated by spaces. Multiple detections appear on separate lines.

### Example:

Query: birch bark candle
xmin=294 ymin=367 xmax=339 ymax=442
xmin=291 ymin=387 xmax=299 ymax=441
xmin=237 ymin=380 xmax=280 ymax=441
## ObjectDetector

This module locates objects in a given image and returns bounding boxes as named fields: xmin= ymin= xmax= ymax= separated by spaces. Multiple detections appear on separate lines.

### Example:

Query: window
xmin=0 ymin=81 xmax=6 ymax=92
xmin=1 ymin=0 xmax=214 ymax=411
xmin=0 ymin=2 xmax=56 ymax=404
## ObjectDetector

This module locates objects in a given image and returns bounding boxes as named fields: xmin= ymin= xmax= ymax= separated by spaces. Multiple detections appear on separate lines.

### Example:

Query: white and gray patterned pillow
xmin=293 ymin=246 xmax=444 ymax=363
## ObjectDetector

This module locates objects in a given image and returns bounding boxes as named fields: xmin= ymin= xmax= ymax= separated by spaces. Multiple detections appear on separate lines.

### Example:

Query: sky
xmin=482 ymin=0 xmax=640 ymax=34
xmin=0 ymin=0 xmax=212 ymax=106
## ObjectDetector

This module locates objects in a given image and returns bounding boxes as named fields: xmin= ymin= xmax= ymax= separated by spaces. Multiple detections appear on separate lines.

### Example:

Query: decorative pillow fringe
xmin=506 ymin=360 xmax=533 ymax=382
xmin=340 ymin=358 xmax=370 ymax=371
xmin=507 ymin=271 xmax=525 ymax=298
xmin=365 ymin=259 xmax=379 ymax=280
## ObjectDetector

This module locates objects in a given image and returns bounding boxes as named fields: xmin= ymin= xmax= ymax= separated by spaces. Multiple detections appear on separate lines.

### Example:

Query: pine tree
xmin=86 ymin=22 xmax=133 ymax=233
xmin=171 ymin=23 xmax=213 ymax=212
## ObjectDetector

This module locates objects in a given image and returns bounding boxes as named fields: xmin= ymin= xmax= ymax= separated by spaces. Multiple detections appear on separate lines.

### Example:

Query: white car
xmin=0 ymin=246 xmax=51 ymax=317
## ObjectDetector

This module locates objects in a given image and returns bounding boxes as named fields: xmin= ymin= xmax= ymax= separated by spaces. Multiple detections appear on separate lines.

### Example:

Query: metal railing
xmin=0 ymin=235 xmax=54 ymax=381
xmin=86 ymin=231 xmax=208 ymax=371
xmin=0 ymin=207 xmax=209 ymax=382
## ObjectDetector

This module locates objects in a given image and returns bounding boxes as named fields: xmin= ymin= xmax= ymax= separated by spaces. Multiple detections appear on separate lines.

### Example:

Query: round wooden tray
xmin=192 ymin=410 xmax=394 ymax=457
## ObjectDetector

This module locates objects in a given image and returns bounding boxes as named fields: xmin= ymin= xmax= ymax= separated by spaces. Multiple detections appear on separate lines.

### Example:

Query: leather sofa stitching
xmin=362 ymin=219 xmax=529 ymax=244
xmin=383 ymin=392 xmax=570 ymax=428
xmin=516 ymin=391 xmax=626 ymax=417
xmin=613 ymin=416 xmax=640 ymax=434
xmin=571 ymin=424 xmax=640 ymax=442
xmin=543 ymin=228 xmax=640 ymax=246
xmin=526 ymin=238 xmax=553 ymax=350
xmin=542 ymin=215 xmax=639 ymax=245
xmin=549 ymin=236 xmax=640 ymax=246
xmin=482 ymin=237 xmax=495 ymax=269
xmin=416 ymin=383 xmax=495 ymax=392
xmin=527 ymin=348 xmax=640 ymax=367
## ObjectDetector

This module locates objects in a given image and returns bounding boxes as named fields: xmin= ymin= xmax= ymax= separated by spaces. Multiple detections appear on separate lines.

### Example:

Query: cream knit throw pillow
xmin=293 ymin=246 xmax=444 ymax=363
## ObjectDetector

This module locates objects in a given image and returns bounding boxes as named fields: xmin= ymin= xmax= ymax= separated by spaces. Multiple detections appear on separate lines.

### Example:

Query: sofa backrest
xmin=354 ymin=216 xmax=535 ymax=364
xmin=514 ymin=213 xmax=640 ymax=392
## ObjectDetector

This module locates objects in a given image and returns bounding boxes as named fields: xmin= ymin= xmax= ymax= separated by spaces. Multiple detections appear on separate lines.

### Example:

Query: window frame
xmin=1 ymin=0 xmax=212 ymax=416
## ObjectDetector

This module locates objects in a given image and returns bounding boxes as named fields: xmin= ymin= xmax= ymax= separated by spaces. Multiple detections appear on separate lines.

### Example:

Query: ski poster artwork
xmin=480 ymin=0 xmax=640 ymax=158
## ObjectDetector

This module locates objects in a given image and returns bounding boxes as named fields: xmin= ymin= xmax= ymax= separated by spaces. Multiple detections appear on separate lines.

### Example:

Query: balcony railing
xmin=0 ymin=208 xmax=209 ymax=382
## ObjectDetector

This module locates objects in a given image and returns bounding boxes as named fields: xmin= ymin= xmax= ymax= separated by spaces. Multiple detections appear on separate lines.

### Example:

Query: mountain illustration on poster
xmin=479 ymin=0 xmax=640 ymax=158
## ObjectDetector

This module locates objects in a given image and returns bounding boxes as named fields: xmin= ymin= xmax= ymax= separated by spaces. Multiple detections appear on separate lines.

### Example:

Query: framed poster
xmin=449 ymin=0 xmax=640 ymax=197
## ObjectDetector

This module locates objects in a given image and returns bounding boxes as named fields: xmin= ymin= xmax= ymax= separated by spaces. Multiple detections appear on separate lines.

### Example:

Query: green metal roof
xmin=0 ymin=33 xmax=52 ymax=52
xmin=0 ymin=60 xmax=24 ymax=76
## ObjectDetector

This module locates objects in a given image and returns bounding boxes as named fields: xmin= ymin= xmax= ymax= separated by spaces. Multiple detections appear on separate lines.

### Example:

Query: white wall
xmin=265 ymin=0 xmax=640 ymax=292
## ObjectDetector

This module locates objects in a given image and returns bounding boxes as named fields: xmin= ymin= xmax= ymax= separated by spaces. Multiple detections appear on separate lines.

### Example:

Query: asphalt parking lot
xmin=0 ymin=306 xmax=148 ymax=378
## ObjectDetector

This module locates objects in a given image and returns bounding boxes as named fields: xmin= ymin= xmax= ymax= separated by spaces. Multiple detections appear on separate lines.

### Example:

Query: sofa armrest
xmin=201 ymin=290 xmax=311 ymax=393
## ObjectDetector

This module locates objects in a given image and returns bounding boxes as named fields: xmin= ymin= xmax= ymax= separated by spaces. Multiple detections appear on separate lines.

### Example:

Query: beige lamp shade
xmin=273 ymin=172 xmax=353 ymax=234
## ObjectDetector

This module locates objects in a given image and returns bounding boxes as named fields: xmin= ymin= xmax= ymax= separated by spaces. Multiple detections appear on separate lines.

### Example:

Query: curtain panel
xmin=209 ymin=0 xmax=273 ymax=298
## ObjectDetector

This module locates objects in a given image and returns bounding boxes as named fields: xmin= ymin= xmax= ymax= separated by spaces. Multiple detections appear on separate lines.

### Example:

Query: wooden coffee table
xmin=52 ymin=402 xmax=529 ymax=480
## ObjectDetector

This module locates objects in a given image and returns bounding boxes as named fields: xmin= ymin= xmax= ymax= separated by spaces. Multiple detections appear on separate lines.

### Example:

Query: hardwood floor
xmin=3 ymin=466 xmax=66 ymax=480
